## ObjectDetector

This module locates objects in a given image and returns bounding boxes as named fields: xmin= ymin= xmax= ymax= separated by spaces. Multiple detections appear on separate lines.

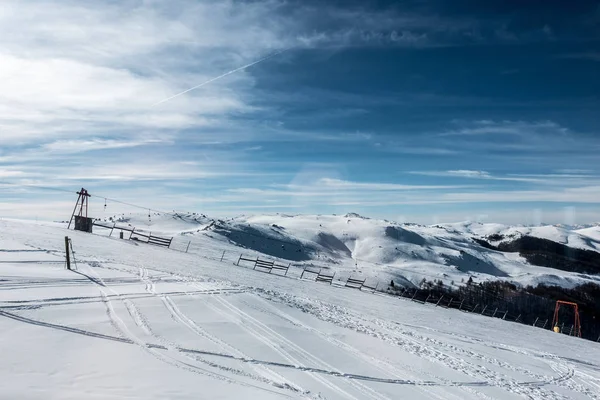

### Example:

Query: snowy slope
xmin=194 ymin=214 xmax=600 ymax=289
xmin=577 ymin=226 xmax=600 ymax=242
xmin=1 ymin=219 xmax=600 ymax=399
xmin=91 ymin=212 xmax=600 ymax=290
xmin=452 ymin=221 xmax=600 ymax=252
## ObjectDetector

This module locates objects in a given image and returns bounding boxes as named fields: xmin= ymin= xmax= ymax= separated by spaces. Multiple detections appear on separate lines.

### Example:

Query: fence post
xmin=569 ymin=325 xmax=574 ymax=336
xmin=515 ymin=314 xmax=522 ymax=323
xmin=410 ymin=289 xmax=419 ymax=301
xmin=472 ymin=304 xmax=479 ymax=313
xmin=301 ymin=267 xmax=306 ymax=279
xmin=533 ymin=317 xmax=539 ymax=327
xmin=436 ymin=295 xmax=444 ymax=307
xmin=492 ymin=307 xmax=498 ymax=318
xmin=331 ymin=272 xmax=336 ymax=285
xmin=447 ymin=297 xmax=453 ymax=308
xmin=185 ymin=241 xmax=191 ymax=253
xmin=424 ymin=294 xmax=431 ymax=304
xmin=400 ymin=288 xmax=407 ymax=297
xmin=220 ymin=250 xmax=225 ymax=262
xmin=480 ymin=305 xmax=487 ymax=315
xmin=109 ymin=223 xmax=115 ymax=237
xmin=236 ymin=254 xmax=242 ymax=266
xmin=542 ymin=319 xmax=548 ymax=329
xmin=459 ymin=299 xmax=464 ymax=310
xmin=129 ymin=227 xmax=135 ymax=240
xmin=503 ymin=310 xmax=508 ymax=320
xmin=64 ymin=236 xmax=71 ymax=270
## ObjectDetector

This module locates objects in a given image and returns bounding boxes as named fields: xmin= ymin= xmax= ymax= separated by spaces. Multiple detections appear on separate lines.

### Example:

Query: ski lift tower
xmin=552 ymin=300 xmax=582 ymax=337
xmin=68 ymin=188 xmax=93 ymax=232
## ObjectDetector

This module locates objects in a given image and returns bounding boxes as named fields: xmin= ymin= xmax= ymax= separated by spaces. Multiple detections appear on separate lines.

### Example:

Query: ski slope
xmin=1 ymin=219 xmax=600 ymax=399
xmin=116 ymin=212 xmax=600 ymax=290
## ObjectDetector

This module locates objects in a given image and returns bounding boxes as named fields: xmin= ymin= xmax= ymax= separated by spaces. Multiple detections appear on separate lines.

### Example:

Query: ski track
xmin=95 ymin=260 xmax=593 ymax=400
xmin=401 ymin=323 xmax=597 ymax=399
xmin=25 ymin=254 xmax=592 ymax=400
xmin=250 ymin=293 xmax=494 ymax=400
xmin=246 ymin=295 xmax=461 ymax=400
xmin=132 ymin=265 xmax=307 ymax=396
xmin=195 ymin=286 xmax=359 ymax=399
xmin=177 ymin=274 xmax=373 ymax=400
xmin=258 ymin=289 xmax=590 ymax=400
xmin=81 ymin=262 xmax=294 ymax=399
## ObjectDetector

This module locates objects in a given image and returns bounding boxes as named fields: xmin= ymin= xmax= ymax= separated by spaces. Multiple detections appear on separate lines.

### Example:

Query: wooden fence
xmin=92 ymin=221 xmax=172 ymax=248
xmin=236 ymin=254 xmax=290 ymax=276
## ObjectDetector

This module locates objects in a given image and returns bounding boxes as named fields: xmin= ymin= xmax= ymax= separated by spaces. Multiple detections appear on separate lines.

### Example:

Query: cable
xmin=87 ymin=192 xmax=177 ymax=216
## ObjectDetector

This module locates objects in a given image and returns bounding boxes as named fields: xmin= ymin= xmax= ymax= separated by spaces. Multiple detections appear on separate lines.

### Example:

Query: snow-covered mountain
xmin=96 ymin=212 xmax=600 ymax=290
xmin=1 ymin=216 xmax=600 ymax=399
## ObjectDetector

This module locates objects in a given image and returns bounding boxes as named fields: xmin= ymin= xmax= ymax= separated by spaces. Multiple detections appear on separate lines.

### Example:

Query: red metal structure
xmin=68 ymin=188 xmax=92 ymax=231
xmin=552 ymin=300 xmax=581 ymax=337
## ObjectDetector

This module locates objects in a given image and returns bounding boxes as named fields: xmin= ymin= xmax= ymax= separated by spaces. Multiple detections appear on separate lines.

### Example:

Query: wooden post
xmin=459 ymin=299 xmax=465 ymax=310
xmin=569 ymin=325 xmax=574 ymax=336
xmin=503 ymin=310 xmax=508 ymax=320
xmin=109 ymin=223 xmax=115 ymax=237
xmin=447 ymin=297 xmax=453 ymax=308
xmin=400 ymin=288 xmax=407 ymax=297
xmin=516 ymin=314 xmax=522 ymax=323
xmin=480 ymin=305 xmax=488 ymax=315
xmin=533 ymin=317 xmax=539 ymax=327
xmin=236 ymin=254 xmax=242 ymax=266
xmin=492 ymin=307 xmax=498 ymax=318
xmin=411 ymin=290 xmax=419 ymax=301
xmin=331 ymin=272 xmax=336 ymax=285
xmin=472 ymin=304 xmax=479 ymax=313
xmin=300 ymin=267 xmax=306 ymax=279
xmin=65 ymin=236 xmax=71 ymax=270
xmin=220 ymin=250 xmax=225 ymax=262
xmin=542 ymin=319 xmax=548 ymax=329
xmin=185 ymin=241 xmax=191 ymax=253
xmin=436 ymin=295 xmax=444 ymax=307
xmin=424 ymin=294 xmax=431 ymax=304
xmin=129 ymin=227 xmax=135 ymax=240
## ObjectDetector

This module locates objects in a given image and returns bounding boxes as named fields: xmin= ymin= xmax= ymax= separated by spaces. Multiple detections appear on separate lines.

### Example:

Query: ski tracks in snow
xmin=133 ymin=265 xmax=311 ymax=397
xmin=81 ymin=263 xmax=295 ymax=398
xmin=82 ymin=261 xmax=596 ymax=400
xmin=181 ymin=277 xmax=375 ymax=400
xmin=258 ymin=289 xmax=595 ymax=400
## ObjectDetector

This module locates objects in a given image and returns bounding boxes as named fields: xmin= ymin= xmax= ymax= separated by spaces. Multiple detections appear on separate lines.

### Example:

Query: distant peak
xmin=344 ymin=212 xmax=367 ymax=219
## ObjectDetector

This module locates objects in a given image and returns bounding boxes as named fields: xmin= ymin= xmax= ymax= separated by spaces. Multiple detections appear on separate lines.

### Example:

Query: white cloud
xmin=446 ymin=170 xmax=491 ymax=178
xmin=439 ymin=120 xmax=569 ymax=137
xmin=316 ymin=178 xmax=466 ymax=190
xmin=41 ymin=139 xmax=171 ymax=154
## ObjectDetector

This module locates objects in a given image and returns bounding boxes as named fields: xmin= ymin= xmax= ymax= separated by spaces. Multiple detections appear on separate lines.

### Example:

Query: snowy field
xmin=1 ymin=219 xmax=600 ymax=399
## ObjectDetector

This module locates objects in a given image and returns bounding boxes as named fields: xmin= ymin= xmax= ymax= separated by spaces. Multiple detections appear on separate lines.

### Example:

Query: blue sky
xmin=1 ymin=0 xmax=600 ymax=224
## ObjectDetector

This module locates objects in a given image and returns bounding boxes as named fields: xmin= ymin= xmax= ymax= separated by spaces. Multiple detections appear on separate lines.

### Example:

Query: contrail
xmin=152 ymin=48 xmax=289 ymax=106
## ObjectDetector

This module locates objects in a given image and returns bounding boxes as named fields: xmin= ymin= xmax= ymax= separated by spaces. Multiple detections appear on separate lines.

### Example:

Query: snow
xmin=450 ymin=221 xmax=600 ymax=252
xmin=577 ymin=226 xmax=600 ymax=243
xmin=82 ymin=213 xmax=600 ymax=291
xmin=2 ymin=218 xmax=600 ymax=399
